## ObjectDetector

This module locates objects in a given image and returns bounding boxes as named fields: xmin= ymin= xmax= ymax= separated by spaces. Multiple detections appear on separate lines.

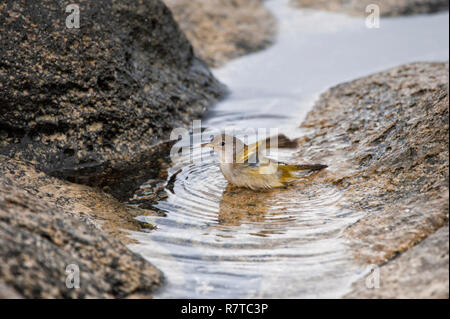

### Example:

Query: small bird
xmin=201 ymin=134 xmax=327 ymax=190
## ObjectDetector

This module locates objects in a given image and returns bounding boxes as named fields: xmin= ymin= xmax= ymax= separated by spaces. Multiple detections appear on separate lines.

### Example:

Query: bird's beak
xmin=201 ymin=143 xmax=213 ymax=148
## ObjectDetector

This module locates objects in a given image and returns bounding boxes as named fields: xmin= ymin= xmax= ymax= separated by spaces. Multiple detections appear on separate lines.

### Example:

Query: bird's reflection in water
xmin=215 ymin=170 xmax=330 ymax=238
xmin=217 ymin=184 xmax=274 ymax=227
xmin=216 ymin=184 xmax=291 ymax=239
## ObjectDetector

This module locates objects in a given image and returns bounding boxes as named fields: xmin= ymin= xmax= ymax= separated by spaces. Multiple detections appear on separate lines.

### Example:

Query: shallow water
xmin=128 ymin=0 xmax=449 ymax=298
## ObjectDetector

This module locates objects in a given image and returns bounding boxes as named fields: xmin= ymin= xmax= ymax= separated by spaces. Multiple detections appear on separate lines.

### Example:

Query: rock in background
xmin=290 ymin=0 xmax=449 ymax=16
xmin=0 ymin=0 xmax=226 ymax=201
xmin=296 ymin=62 xmax=449 ymax=298
xmin=164 ymin=0 xmax=277 ymax=67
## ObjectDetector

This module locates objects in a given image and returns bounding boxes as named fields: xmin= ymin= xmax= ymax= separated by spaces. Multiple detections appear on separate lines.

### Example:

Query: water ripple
xmin=127 ymin=0 xmax=449 ymax=298
xmin=129 ymin=147 xmax=364 ymax=298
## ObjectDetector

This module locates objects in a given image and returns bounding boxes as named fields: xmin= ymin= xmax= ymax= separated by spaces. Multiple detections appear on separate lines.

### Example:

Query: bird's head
xmin=201 ymin=134 xmax=245 ymax=163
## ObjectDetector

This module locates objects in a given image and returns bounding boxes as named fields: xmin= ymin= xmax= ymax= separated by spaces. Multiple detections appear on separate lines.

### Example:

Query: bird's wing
xmin=235 ymin=134 xmax=298 ymax=163
xmin=233 ymin=156 xmax=279 ymax=176
xmin=235 ymin=139 xmax=264 ymax=163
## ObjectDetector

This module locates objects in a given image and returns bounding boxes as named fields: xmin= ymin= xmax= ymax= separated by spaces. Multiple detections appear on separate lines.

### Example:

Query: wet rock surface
xmin=345 ymin=226 xmax=449 ymax=298
xmin=296 ymin=62 xmax=449 ymax=297
xmin=0 ymin=155 xmax=158 ymax=244
xmin=0 ymin=0 xmax=225 ymax=200
xmin=0 ymin=175 xmax=162 ymax=298
xmin=164 ymin=0 xmax=277 ymax=67
xmin=290 ymin=0 xmax=449 ymax=16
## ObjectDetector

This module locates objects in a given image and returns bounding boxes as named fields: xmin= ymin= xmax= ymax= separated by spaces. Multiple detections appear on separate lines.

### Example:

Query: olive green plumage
xmin=202 ymin=134 xmax=327 ymax=190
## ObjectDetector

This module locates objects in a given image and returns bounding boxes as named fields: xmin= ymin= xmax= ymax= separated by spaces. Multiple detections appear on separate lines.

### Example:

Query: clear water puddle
xmin=128 ymin=0 xmax=449 ymax=298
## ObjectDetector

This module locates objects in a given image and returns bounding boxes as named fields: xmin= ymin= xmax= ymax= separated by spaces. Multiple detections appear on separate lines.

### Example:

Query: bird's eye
xmin=221 ymin=141 xmax=225 ymax=146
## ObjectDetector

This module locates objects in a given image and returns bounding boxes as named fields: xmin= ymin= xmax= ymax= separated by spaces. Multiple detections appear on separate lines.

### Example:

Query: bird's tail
xmin=279 ymin=163 xmax=327 ymax=182
xmin=292 ymin=164 xmax=328 ymax=171
xmin=263 ymin=134 xmax=299 ymax=149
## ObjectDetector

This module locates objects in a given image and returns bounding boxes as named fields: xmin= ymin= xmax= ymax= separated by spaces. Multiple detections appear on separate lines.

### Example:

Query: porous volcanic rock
xmin=0 ymin=175 xmax=163 ymax=298
xmin=164 ymin=0 xmax=277 ymax=67
xmin=290 ymin=0 xmax=449 ymax=16
xmin=0 ymin=0 xmax=225 ymax=201
xmin=296 ymin=62 xmax=449 ymax=297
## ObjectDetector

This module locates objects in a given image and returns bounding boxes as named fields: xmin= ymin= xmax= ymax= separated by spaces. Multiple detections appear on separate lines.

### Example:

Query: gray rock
xmin=0 ymin=0 xmax=226 ymax=201
xmin=290 ymin=0 xmax=449 ymax=16
xmin=0 ymin=175 xmax=162 ymax=298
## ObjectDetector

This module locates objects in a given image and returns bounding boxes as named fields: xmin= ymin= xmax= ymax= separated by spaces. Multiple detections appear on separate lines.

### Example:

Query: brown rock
xmin=296 ymin=61 xmax=449 ymax=297
xmin=290 ymin=0 xmax=449 ymax=16
xmin=164 ymin=0 xmax=277 ymax=67
xmin=0 ymin=154 xmax=157 ymax=244
xmin=345 ymin=226 xmax=449 ymax=298
xmin=0 ymin=282 xmax=23 ymax=299
xmin=0 ymin=175 xmax=162 ymax=298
